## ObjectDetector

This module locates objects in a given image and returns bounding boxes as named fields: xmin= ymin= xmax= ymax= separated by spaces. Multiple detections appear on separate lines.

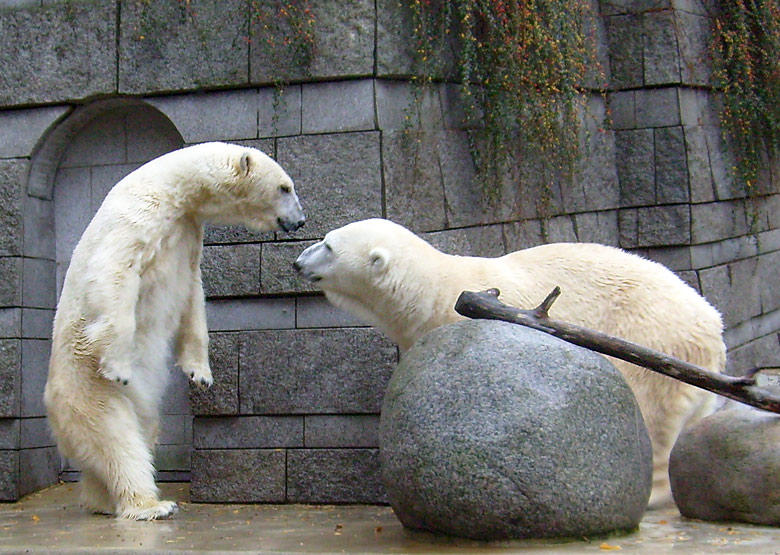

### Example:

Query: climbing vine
xmin=250 ymin=0 xmax=317 ymax=134
xmin=408 ymin=0 xmax=605 ymax=203
xmin=251 ymin=0 xmax=317 ymax=71
xmin=712 ymin=0 xmax=780 ymax=193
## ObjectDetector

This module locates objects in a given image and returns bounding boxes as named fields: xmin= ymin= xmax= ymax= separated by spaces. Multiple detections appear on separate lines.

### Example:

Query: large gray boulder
xmin=380 ymin=319 xmax=653 ymax=541
xmin=670 ymin=406 xmax=780 ymax=525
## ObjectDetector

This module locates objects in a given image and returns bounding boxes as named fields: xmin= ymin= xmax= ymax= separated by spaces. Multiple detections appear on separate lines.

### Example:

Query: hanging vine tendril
xmin=712 ymin=0 xmax=780 ymax=194
xmin=408 ymin=0 xmax=606 ymax=207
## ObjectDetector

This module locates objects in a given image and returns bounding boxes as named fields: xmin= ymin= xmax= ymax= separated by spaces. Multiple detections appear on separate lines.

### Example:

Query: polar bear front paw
xmin=184 ymin=364 xmax=213 ymax=388
xmin=99 ymin=360 xmax=132 ymax=386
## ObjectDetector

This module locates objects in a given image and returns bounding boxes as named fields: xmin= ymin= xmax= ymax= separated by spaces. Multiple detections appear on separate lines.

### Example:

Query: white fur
xmin=295 ymin=218 xmax=726 ymax=509
xmin=44 ymin=142 xmax=304 ymax=520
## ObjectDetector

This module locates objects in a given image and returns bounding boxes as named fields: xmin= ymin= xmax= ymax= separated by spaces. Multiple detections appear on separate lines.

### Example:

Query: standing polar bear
xmin=294 ymin=218 xmax=726 ymax=508
xmin=45 ymin=142 xmax=305 ymax=520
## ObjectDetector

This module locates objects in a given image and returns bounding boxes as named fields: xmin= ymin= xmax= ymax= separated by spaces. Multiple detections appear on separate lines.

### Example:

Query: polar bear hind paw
xmin=119 ymin=500 xmax=179 ymax=520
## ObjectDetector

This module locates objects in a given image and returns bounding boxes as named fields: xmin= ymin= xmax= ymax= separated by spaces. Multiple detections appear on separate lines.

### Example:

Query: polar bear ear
xmin=369 ymin=247 xmax=390 ymax=272
xmin=236 ymin=151 xmax=251 ymax=176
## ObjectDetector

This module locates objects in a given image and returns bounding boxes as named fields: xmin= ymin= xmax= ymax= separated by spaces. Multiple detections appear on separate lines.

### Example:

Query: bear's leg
xmin=84 ymin=395 xmax=178 ymax=520
xmin=175 ymin=270 xmax=213 ymax=388
xmin=648 ymin=451 xmax=674 ymax=509
xmin=84 ymin=262 xmax=142 ymax=386
xmin=642 ymin=383 xmax=715 ymax=509
xmin=636 ymin=399 xmax=679 ymax=509
xmin=616 ymin=372 xmax=672 ymax=507
xmin=135 ymin=399 xmax=162 ymax=458
xmin=80 ymin=469 xmax=114 ymax=515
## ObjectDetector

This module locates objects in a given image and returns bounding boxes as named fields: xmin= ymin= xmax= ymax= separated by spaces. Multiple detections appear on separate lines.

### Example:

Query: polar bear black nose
xmin=293 ymin=260 xmax=302 ymax=272
xmin=278 ymin=217 xmax=305 ymax=233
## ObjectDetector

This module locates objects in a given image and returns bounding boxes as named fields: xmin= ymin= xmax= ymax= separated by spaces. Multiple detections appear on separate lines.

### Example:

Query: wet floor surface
xmin=1 ymin=483 xmax=779 ymax=554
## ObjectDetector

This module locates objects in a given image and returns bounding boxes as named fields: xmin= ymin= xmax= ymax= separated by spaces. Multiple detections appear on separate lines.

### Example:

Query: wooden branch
xmin=454 ymin=287 xmax=780 ymax=415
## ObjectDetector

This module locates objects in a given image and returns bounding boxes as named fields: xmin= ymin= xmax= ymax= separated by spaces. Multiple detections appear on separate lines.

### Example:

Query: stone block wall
xmin=601 ymin=0 xmax=780 ymax=374
xmin=0 ymin=102 xmax=62 ymax=499
xmin=0 ymin=0 xmax=777 ymax=503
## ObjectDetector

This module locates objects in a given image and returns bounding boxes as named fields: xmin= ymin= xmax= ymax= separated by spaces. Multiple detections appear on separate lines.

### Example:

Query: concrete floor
xmin=1 ymin=483 xmax=779 ymax=554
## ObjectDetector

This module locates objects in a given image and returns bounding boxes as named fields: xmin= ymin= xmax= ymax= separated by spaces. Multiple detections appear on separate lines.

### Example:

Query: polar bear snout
xmin=275 ymin=187 xmax=306 ymax=233
xmin=292 ymin=256 xmax=322 ymax=282
xmin=293 ymin=241 xmax=330 ymax=282
xmin=278 ymin=215 xmax=305 ymax=233
xmin=294 ymin=265 xmax=321 ymax=282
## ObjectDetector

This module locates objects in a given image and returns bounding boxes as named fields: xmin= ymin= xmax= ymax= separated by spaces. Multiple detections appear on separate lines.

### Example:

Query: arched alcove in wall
xmin=50 ymin=102 xmax=183 ymax=296
xmin=28 ymin=99 xmax=190 ymax=481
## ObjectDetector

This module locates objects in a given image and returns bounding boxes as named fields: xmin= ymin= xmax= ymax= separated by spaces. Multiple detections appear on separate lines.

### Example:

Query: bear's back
xmin=492 ymin=242 xmax=724 ymax=366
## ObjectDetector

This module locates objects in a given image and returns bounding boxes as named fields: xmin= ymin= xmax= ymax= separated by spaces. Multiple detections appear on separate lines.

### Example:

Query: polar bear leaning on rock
xmin=45 ymin=142 xmax=305 ymax=520
xmin=294 ymin=218 xmax=726 ymax=509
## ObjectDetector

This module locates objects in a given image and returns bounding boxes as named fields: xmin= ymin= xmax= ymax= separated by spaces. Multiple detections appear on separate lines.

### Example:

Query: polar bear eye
xmin=323 ymin=242 xmax=333 ymax=252
xmin=280 ymin=184 xmax=291 ymax=194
